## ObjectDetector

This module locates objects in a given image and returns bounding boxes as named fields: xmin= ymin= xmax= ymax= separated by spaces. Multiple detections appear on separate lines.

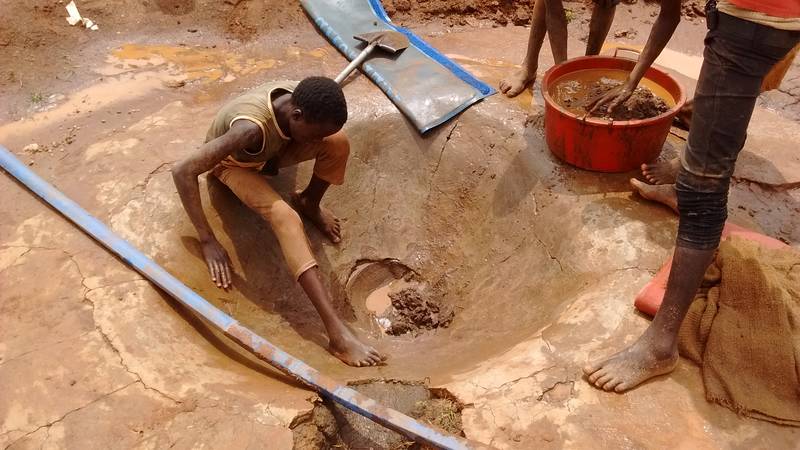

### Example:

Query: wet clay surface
xmin=291 ymin=380 xmax=463 ymax=449
xmin=2 ymin=1 xmax=800 ymax=449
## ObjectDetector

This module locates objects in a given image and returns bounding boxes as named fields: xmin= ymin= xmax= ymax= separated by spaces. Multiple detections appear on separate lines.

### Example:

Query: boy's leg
xmin=282 ymin=131 xmax=350 ymax=243
xmin=213 ymin=165 xmax=384 ymax=366
xmin=499 ymin=0 xmax=547 ymax=97
xmin=585 ymin=0 xmax=617 ymax=56
xmin=544 ymin=0 xmax=568 ymax=64
xmin=299 ymin=266 xmax=385 ymax=366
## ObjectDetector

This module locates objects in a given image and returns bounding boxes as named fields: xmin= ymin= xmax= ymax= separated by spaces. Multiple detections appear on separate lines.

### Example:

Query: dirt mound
xmin=384 ymin=0 xmax=536 ymax=27
xmin=385 ymin=288 xmax=455 ymax=336
xmin=557 ymin=77 xmax=669 ymax=120
xmin=291 ymin=380 xmax=464 ymax=449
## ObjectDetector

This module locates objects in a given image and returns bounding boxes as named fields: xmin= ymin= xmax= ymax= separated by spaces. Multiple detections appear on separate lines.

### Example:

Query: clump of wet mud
xmin=557 ymin=77 xmax=669 ymax=120
xmin=291 ymin=380 xmax=464 ymax=450
xmin=384 ymin=288 xmax=455 ymax=336
xmin=345 ymin=259 xmax=455 ymax=337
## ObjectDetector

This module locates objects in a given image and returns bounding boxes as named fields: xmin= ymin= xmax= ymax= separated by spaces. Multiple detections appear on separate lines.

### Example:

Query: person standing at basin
xmin=499 ymin=0 xmax=682 ymax=108
xmin=640 ymin=41 xmax=800 ymax=184
xmin=172 ymin=76 xmax=386 ymax=367
xmin=585 ymin=1 xmax=800 ymax=392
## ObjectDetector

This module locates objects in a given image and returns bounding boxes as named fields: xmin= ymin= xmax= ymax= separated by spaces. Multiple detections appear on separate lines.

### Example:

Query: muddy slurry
xmin=291 ymin=380 xmax=464 ymax=450
xmin=384 ymin=288 xmax=455 ymax=336
xmin=556 ymin=77 xmax=670 ymax=120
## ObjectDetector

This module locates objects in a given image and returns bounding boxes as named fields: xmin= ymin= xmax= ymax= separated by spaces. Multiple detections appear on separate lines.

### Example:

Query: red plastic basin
xmin=541 ymin=56 xmax=686 ymax=173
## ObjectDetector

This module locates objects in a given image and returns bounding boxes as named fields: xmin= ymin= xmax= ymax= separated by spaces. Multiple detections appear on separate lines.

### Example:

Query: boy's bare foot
xmin=291 ymin=192 xmax=342 ymax=243
xmin=499 ymin=67 xmax=537 ymax=98
xmin=641 ymin=158 xmax=680 ymax=185
xmin=630 ymin=178 xmax=678 ymax=213
xmin=329 ymin=327 xmax=386 ymax=367
xmin=583 ymin=337 xmax=679 ymax=392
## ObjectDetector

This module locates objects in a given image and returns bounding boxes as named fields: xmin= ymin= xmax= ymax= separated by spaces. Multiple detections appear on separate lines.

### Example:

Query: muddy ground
xmin=2 ymin=0 xmax=800 ymax=449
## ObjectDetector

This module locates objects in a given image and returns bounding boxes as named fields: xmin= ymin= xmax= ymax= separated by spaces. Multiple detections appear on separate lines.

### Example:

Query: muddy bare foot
xmin=329 ymin=327 xmax=386 ymax=367
xmin=641 ymin=158 xmax=680 ymax=185
xmin=630 ymin=178 xmax=678 ymax=213
xmin=583 ymin=339 xmax=679 ymax=392
xmin=291 ymin=192 xmax=342 ymax=243
xmin=499 ymin=66 xmax=536 ymax=98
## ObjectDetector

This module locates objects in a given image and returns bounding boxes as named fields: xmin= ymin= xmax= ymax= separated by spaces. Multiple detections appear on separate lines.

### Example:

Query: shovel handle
xmin=334 ymin=40 xmax=379 ymax=84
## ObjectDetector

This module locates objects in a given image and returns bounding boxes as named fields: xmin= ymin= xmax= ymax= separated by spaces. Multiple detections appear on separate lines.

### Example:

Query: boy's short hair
xmin=292 ymin=76 xmax=348 ymax=128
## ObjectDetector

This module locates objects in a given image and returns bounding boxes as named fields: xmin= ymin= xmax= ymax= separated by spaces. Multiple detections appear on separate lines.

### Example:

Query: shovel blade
xmin=354 ymin=31 xmax=409 ymax=53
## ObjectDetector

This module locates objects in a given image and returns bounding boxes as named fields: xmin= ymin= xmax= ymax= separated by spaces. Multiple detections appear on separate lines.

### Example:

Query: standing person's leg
xmin=544 ymin=0 xmax=569 ymax=64
xmin=499 ymin=0 xmax=548 ymax=97
xmin=213 ymin=165 xmax=384 ymax=367
xmin=585 ymin=20 xmax=798 ymax=392
xmin=281 ymin=131 xmax=350 ymax=244
xmin=585 ymin=0 xmax=618 ymax=56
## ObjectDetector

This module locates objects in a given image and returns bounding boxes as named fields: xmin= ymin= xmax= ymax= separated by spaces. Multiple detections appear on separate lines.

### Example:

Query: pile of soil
xmin=383 ymin=0 xmax=537 ymax=27
xmin=384 ymin=288 xmax=455 ymax=336
xmin=385 ymin=0 xmax=706 ymax=27
xmin=291 ymin=380 xmax=464 ymax=450
xmin=557 ymin=78 xmax=669 ymax=120
xmin=682 ymin=0 xmax=708 ymax=20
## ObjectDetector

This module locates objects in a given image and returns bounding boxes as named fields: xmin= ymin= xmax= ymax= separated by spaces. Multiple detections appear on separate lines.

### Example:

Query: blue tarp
xmin=301 ymin=0 xmax=496 ymax=133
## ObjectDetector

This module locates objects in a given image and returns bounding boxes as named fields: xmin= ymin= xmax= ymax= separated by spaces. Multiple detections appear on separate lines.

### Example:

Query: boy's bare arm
xmin=589 ymin=0 xmax=681 ymax=113
xmin=171 ymin=120 xmax=261 ymax=288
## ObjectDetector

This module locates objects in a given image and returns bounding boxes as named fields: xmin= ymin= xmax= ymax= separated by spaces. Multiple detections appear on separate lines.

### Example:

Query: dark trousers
xmin=676 ymin=12 xmax=799 ymax=250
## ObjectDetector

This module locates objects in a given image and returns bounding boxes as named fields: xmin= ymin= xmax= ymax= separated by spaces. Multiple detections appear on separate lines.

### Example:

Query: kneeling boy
xmin=172 ymin=76 xmax=385 ymax=367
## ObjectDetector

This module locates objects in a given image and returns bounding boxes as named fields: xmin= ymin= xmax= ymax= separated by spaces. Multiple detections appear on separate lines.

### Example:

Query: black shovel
xmin=333 ymin=31 xmax=410 ymax=84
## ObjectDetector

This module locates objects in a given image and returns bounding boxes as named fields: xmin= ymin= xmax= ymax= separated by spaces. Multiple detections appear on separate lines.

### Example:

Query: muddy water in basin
xmin=551 ymin=68 xmax=675 ymax=119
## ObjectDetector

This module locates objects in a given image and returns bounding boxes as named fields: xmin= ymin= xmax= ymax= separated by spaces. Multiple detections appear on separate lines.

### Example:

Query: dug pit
xmin=290 ymin=379 xmax=464 ymax=450
xmin=191 ymin=99 xmax=652 ymax=383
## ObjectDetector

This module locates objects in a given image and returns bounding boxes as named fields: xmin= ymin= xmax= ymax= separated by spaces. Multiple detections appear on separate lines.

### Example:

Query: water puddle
xmin=103 ymin=44 xmax=281 ymax=83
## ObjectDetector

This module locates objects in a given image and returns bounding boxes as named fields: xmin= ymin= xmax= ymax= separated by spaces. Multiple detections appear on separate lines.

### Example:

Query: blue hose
xmin=0 ymin=144 xmax=484 ymax=450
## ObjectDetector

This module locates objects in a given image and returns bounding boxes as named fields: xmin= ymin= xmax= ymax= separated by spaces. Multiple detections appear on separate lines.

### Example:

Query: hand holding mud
xmin=587 ymin=82 xmax=634 ymax=116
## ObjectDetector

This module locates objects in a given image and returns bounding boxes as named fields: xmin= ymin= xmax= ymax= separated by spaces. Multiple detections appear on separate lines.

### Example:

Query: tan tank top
xmin=205 ymin=80 xmax=298 ymax=170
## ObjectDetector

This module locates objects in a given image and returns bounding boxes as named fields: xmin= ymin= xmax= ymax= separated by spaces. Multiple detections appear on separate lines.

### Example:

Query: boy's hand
xmin=588 ymin=83 xmax=634 ymax=116
xmin=201 ymin=238 xmax=232 ymax=289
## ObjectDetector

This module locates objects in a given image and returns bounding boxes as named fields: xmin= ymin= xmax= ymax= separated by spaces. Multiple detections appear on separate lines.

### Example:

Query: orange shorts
xmin=277 ymin=130 xmax=350 ymax=186
xmin=212 ymin=131 xmax=350 ymax=279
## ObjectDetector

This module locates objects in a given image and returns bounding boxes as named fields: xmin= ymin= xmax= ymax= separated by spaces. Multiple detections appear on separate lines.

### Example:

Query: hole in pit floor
xmin=291 ymin=379 xmax=464 ymax=450
xmin=348 ymin=260 xmax=455 ymax=337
